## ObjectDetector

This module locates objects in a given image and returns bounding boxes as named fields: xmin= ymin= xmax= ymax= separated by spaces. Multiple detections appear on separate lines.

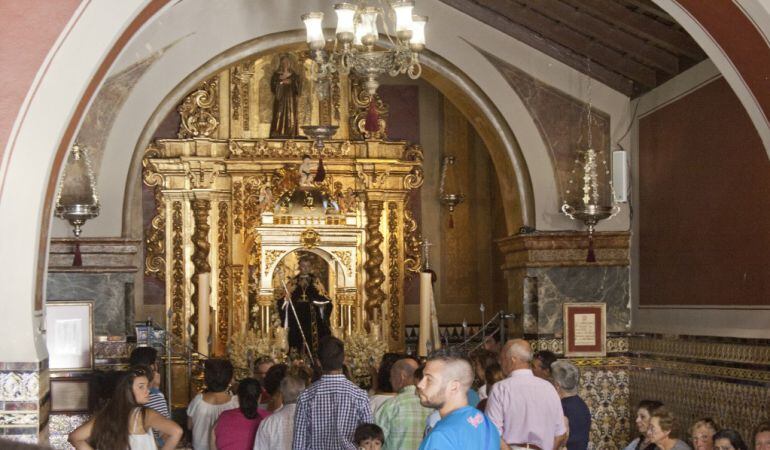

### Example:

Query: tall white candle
xmin=197 ymin=273 xmax=211 ymax=355
xmin=418 ymin=271 xmax=433 ymax=357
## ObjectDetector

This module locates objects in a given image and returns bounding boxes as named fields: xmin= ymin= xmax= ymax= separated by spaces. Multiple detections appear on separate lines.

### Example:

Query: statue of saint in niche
xmin=276 ymin=255 xmax=332 ymax=354
xmin=269 ymin=55 xmax=301 ymax=138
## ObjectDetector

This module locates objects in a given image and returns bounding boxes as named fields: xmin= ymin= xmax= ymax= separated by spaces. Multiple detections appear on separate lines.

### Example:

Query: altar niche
xmin=143 ymin=51 xmax=424 ymax=398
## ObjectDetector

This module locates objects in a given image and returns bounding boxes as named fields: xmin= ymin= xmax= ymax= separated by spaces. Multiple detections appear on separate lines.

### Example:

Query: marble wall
xmin=524 ymin=266 xmax=630 ymax=335
xmin=47 ymin=273 xmax=134 ymax=336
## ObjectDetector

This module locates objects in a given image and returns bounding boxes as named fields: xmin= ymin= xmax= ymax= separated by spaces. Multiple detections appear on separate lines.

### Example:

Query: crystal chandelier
xmin=302 ymin=1 xmax=428 ymax=96
xmin=55 ymin=143 xmax=100 ymax=266
xmin=561 ymin=63 xmax=618 ymax=262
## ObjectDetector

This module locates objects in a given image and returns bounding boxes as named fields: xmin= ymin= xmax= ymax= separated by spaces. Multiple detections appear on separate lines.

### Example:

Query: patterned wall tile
xmin=49 ymin=414 xmax=88 ymax=450
xmin=0 ymin=371 xmax=39 ymax=402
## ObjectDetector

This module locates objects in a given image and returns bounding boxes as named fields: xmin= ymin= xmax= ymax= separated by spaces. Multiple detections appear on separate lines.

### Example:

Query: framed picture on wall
xmin=563 ymin=302 xmax=606 ymax=357
xmin=45 ymin=301 xmax=94 ymax=371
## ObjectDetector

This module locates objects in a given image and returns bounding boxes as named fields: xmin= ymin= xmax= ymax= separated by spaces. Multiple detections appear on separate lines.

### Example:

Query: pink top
xmin=485 ymin=369 xmax=567 ymax=450
xmin=214 ymin=408 xmax=270 ymax=450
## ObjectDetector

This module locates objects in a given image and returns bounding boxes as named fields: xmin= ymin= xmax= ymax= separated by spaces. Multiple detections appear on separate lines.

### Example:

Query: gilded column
xmin=170 ymin=201 xmax=186 ymax=344
xmin=387 ymin=202 xmax=403 ymax=347
xmin=364 ymin=199 xmax=386 ymax=322
xmin=216 ymin=201 xmax=230 ymax=356
xmin=190 ymin=199 xmax=212 ymax=353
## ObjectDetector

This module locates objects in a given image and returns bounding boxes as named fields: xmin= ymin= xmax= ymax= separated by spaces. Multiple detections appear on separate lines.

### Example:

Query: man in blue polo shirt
xmin=416 ymin=350 xmax=500 ymax=450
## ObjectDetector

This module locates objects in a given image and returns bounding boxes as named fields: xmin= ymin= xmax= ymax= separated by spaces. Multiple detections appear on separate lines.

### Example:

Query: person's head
xmin=318 ymin=336 xmax=345 ymax=372
xmin=483 ymin=332 xmax=502 ymax=353
xmin=376 ymin=353 xmax=402 ymax=393
xmin=129 ymin=346 xmax=160 ymax=386
xmin=299 ymin=257 xmax=312 ymax=275
xmin=354 ymin=423 xmax=384 ymax=450
xmin=500 ymin=339 xmax=532 ymax=376
xmin=714 ymin=430 xmax=749 ymax=450
xmin=236 ymin=378 xmax=262 ymax=420
xmin=255 ymin=356 xmax=275 ymax=382
xmin=280 ymin=55 xmax=291 ymax=70
xmin=532 ymin=350 xmax=558 ymax=380
xmin=754 ymin=422 xmax=770 ymax=450
xmin=483 ymin=363 xmax=505 ymax=396
xmin=690 ymin=418 xmax=719 ymax=450
xmin=416 ymin=350 xmax=474 ymax=411
xmin=390 ymin=358 xmax=419 ymax=392
xmin=129 ymin=346 xmax=159 ymax=371
xmin=280 ymin=372 xmax=306 ymax=404
xmin=204 ymin=359 xmax=234 ymax=393
xmin=646 ymin=405 xmax=676 ymax=446
xmin=470 ymin=350 xmax=498 ymax=382
xmin=635 ymin=400 xmax=663 ymax=435
xmin=90 ymin=367 xmax=152 ymax=449
xmin=550 ymin=360 xmax=580 ymax=398
xmin=263 ymin=363 xmax=288 ymax=397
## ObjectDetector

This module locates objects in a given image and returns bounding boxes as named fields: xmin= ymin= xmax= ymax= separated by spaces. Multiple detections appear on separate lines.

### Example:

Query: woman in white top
xmin=187 ymin=359 xmax=238 ymax=450
xmin=69 ymin=366 xmax=182 ymax=450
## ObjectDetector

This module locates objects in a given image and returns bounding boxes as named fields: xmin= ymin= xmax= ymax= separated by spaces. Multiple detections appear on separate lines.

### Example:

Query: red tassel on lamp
xmin=73 ymin=240 xmax=83 ymax=266
xmin=586 ymin=233 xmax=596 ymax=263
xmin=364 ymin=100 xmax=379 ymax=133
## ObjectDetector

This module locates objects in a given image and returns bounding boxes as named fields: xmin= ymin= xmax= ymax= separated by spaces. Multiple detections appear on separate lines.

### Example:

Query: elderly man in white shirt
xmin=254 ymin=372 xmax=306 ymax=450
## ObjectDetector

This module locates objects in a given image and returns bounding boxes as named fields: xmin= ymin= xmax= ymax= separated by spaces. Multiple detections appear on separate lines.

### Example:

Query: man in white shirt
xmin=254 ymin=372 xmax=306 ymax=450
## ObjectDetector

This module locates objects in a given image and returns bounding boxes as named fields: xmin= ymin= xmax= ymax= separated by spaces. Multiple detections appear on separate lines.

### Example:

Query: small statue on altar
xmin=299 ymin=154 xmax=315 ymax=187
xmin=258 ymin=177 xmax=275 ymax=213
xmin=277 ymin=257 xmax=333 ymax=354
xmin=269 ymin=54 xmax=301 ymax=138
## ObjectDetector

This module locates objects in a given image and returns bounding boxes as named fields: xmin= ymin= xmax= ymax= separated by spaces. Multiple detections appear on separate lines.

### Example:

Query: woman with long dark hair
xmin=68 ymin=366 xmax=182 ymax=450
xmin=187 ymin=359 xmax=238 ymax=450
xmin=211 ymin=378 xmax=268 ymax=449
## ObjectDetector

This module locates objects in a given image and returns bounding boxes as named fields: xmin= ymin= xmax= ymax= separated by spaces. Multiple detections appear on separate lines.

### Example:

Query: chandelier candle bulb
xmin=360 ymin=7 xmax=379 ymax=48
xmin=393 ymin=1 xmax=415 ymax=41
xmin=410 ymin=15 xmax=427 ymax=51
xmin=302 ymin=12 xmax=326 ymax=50
xmin=334 ymin=3 xmax=356 ymax=43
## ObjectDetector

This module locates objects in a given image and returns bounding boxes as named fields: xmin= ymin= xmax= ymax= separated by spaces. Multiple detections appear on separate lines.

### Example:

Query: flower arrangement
xmin=344 ymin=326 xmax=387 ymax=388
xmin=228 ymin=326 xmax=288 ymax=378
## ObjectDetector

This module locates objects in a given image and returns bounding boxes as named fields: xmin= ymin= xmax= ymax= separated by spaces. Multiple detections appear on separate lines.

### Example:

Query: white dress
xmin=128 ymin=408 xmax=158 ymax=450
xmin=187 ymin=393 xmax=239 ymax=450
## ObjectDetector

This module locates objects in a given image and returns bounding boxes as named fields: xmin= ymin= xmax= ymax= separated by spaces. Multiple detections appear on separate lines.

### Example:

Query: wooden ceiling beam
xmin=476 ymin=0 xmax=657 ymax=88
xmin=550 ymin=0 xmax=679 ymax=74
xmin=576 ymin=0 xmax=705 ymax=60
xmin=438 ymin=0 xmax=637 ymax=96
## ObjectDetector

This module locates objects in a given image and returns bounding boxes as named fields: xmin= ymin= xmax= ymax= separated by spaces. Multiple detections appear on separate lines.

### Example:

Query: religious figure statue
xmin=277 ymin=257 xmax=333 ymax=354
xmin=269 ymin=55 xmax=301 ymax=138
xmin=299 ymin=154 xmax=315 ymax=187
xmin=258 ymin=177 xmax=275 ymax=213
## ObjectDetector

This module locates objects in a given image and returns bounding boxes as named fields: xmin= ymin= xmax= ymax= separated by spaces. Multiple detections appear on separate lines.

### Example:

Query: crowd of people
xmin=62 ymin=336 xmax=770 ymax=450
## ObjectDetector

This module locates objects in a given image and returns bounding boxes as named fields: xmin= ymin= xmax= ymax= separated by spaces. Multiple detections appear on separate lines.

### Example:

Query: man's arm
xmin=553 ymin=432 xmax=568 ymax=450
xmin=484 ymin=385 xmax=505 ymax=436
xmin=292 ymin=397 xmax=310 ymax=450
xmin=374 ymin=399 xmax=394 ymax=447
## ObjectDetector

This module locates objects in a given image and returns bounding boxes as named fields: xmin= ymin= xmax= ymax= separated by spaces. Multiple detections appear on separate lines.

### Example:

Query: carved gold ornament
xmin=178 ymin=77 xmax=220 ymax=138
xmin=332 ymin=250 xmax=354 ymax=276
xmin=300 ymin=228 xmax=321 ymax=248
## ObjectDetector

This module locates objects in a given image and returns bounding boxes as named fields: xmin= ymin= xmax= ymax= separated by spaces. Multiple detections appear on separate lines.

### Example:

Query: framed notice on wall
xmin=563 ymin=302 xmax=606 ymax=357
xmin=45 ymin=301 xmax=94 ymax=371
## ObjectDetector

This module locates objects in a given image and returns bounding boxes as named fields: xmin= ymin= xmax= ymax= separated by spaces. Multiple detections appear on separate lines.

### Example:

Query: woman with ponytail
xmin=211 ymin=378 xmax=268 ymax=449
xmin=69 ymin=366 xmax=182 ymax=450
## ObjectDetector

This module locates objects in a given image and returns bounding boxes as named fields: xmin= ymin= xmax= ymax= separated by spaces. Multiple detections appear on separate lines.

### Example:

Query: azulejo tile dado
xmin=0 ymin=371 xmax=39 ymax=402
xmin=0 ymin=412 xmax=38 ymax=426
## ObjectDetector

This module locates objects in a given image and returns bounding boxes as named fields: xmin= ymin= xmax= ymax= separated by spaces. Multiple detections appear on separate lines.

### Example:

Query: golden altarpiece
xmin=142 ymin=52 xmax=423 ymax=401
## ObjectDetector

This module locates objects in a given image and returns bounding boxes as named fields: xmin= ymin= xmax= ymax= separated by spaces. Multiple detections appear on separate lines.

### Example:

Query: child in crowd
xmin=355 ymin=423 xmax=385 ymax=450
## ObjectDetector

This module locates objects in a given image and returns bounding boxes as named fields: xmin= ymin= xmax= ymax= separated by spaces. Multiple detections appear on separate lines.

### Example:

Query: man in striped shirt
xmin=292 ymin=336 xmax=373 ymax=450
